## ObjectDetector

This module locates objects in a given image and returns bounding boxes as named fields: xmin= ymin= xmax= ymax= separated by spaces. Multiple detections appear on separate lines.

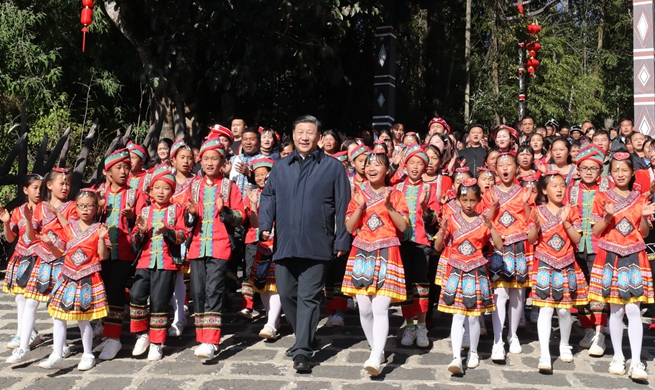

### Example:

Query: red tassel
xmin=82 ymin=26 xmax=88 ymax=52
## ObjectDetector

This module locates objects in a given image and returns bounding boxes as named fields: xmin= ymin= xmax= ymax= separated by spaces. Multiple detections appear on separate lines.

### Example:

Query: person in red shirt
xmin=127 ymin=141 xmax=148 ymax=195
xmin=396 ymin=145 xmax=438 ymax=348
xmin=527 ymin=172 xmax=585 ymax=372
xmin=567 ymin=142 xmax=611 ymax=356
xmin=341 ymin=151 xmax=409 ymax=377
xmin=185 ymin=139 xmax=246 ymax=359
xmin=168 ymin=139 xmax=196 ymax=337
xmin=480 ymin=152 xmax=534 ymax=362
xmin=95 ymin=149 xmax=144 ymax=361
xmin=435 ymin=179 xmax=503 ymax=374
xmin=0 ymin=175 xmax=42 ymax=353
xmin=588 ymin=153 xmax=655 ymax=380
xmin=7 ymin=169 xmax=76 ymax=365
xmin=244 ymin=157 xmax=282 ymax=339
xmin=130 ymin=166 xmax=188 ymax=361
xmin=41 ymin=189 xmax=109 ymax=371
xmin=324 ymin=144 xmax=371 ymax=328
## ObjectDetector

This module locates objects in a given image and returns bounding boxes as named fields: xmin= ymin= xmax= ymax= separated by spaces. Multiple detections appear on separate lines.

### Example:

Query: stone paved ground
xmin=0 ymin=277 xmax=654 ymax=390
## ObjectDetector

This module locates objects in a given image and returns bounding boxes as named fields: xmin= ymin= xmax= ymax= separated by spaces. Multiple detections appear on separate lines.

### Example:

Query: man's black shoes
xmin=293 ymin=355 xmax=311 ymax=373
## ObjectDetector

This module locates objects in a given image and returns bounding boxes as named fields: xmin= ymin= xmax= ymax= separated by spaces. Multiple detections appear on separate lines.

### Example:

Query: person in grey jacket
xmin=258 ymin=115 xmax=351 ymax=373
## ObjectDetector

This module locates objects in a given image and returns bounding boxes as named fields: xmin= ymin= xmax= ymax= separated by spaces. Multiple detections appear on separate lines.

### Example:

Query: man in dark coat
xmin=259 ymin=115 xmax=351 ymax=373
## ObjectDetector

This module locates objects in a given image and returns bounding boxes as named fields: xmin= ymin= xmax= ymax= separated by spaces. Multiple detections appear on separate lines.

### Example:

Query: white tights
xmin=492 ymin=287 xmax=524 ymax=344
xmin=15 ymin=294 xmax=26 ymax=335
xmin=260 ymin=292 xmax=283 ymax=329
xmin=452 ymin=314 xmax=480 ymax=359
xmin=537 ymin=307 xmax=572 ymax=359
xmin=609 ymin=303 xmax=642 ymax=364
xmin=52 ymin=318 xmax=92 ymax=358
xmin=18 ymin=298 xmax=39 ymax=350
xmin=356 ymin=295 xmax=392 ymax=360
xmin=170 ymin=271 xmax=187 ymax=325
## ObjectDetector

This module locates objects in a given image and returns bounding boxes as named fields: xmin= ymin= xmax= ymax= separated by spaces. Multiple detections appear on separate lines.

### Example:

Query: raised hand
xmin=0 ymin=206 xmax=9 ymax=223
xmin=40 ymin=233 xmax=53 ymax=246
xmin=136 ymin=215 xmax=148 ymax=234
xmin=214 ymin=195 xmax=224 ymax=216
xmin=98 ymin=225 xmax=108 ymax=239
xmin=235 ymin=161 xmax=249 ymax=176
xmin=23 ymin=205 xmax=33 ymax=222
xmin=354 ymin=189 xmax=366 ymax=209
xmin=153 ymin=225 xmax=169 ymax=235
xmin=642 ymin=201 xmax=655 ymax=216
xmin=121 ymin=207 xmax=135 ymax=219
xmin=185 ymin=201 xmax=197 ymax=215
xmin=43 ymin=202 xmax=58 ymax=214
xmin=481 ymin=213 xmax=493 ymax=228
xmin=419 ymin=188 xmax=429 ymax=212
xmin=246 ymin=188 xmax=259 ymax=205
xmin=604 ymin=201 xmax=615 ymax=218
xmin=532 ymin=210 xmax=541 ymax=231
xmin=384 ymin=188 xmax=393 ymax=209
xmin=521 ymin=188 xmax=531 ymax=203
xmin=490 ymin=188 xmax=500 ymax=207
xmin=561 ymin=204 xmax=571 ymax=223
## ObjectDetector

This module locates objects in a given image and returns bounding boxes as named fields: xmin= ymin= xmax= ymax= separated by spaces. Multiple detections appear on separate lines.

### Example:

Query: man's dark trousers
xmin=276 ymin=258 xmax=327 ymax=358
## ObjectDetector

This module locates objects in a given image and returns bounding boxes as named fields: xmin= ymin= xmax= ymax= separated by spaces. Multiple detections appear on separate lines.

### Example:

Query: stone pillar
xmin=372 ymin=21 xmax=397 ymax=132
xmin=634 ymin=0 xmax=655 ymax=135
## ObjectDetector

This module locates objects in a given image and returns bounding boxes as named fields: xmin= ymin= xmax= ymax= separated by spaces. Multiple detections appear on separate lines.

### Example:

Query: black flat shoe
xmin=293 ymin=355 xmax=311 ymax=373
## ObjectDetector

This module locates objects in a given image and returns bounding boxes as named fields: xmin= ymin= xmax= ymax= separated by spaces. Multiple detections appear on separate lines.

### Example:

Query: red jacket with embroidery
xmin=133 ymin=202 xmax=188 ymax=270
xmin=186 ymin=175 xmax=246 ymax=260
xmin=9 ymin=204 xmax=37 ymax=257
xmin=33 ymin=201 xmax=77 ymax=262
xmin=395 ymin=178 xmax=439 ymax=246
xmin=101 ymin=185 xmax=145 ymax=261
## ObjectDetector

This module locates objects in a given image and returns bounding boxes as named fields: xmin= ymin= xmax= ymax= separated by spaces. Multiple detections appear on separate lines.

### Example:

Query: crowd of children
xmin=1 ymin=117 xmax=654 ymax=383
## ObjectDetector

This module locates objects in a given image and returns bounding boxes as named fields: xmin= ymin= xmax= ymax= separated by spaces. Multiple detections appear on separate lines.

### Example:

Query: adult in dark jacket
xmin=457 ymin=124 xmax=487 ymax=175
xmin=259 ymin=115 xmax=351 ymax=373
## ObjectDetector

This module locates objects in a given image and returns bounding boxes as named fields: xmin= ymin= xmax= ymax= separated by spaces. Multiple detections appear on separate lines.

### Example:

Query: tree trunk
xmin=463 ymin=0 xmax=472 ymax=123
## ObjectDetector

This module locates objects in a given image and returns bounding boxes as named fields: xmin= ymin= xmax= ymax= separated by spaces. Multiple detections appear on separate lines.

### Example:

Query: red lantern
xmin=528 ymin=22 xmax=541 ymax=35
xmin=528 ymin=50 xmax=536 ymax=58
xmin=80 ymin=0 xmax=95 ymax=52
xmin=527 ymin=66 xmax=535 ymax=74
xmin=533 ymin=42 xmax=541 ymax=51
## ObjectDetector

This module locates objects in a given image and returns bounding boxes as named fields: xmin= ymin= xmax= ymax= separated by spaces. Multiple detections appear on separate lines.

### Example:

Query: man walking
xmin=259 ymin=115 xmax=351 ymax=373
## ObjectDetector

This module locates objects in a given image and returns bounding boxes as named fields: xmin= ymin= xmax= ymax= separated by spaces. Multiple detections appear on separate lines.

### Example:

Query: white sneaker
xmin=508 ymin=335 xmax=522 ymax=354
xmin=479 ymin=317 xmax=487 ymax=336
xmin=530 ymin=307 xmax=540 ymax=324
xmin=364 ymin=355 xmax=382 ymax=376
xmin=194 ymin=343 xmax=218 ymax=359
xmin=6 ymin=335 xmax=19 ymax=349
xmin=98 ymin=338 xmax=122 ymax=360
xmin=93 ymin=338 xmax=107 ymax=353
xmin=259 ymin=324 xmax=278 ymax=339
xmin=609 ymin=356 xmax=626 ymax=375
xmin=77 ymin=353 xmax=96 ymax=371
xmin=29 ymin=330 xmax=41 ymax=348
xmin=168 ymin=321 xmax=186 ymax=337
xmin=467 ymin=351 xmax=479 ymax=368
xmin=491 ymin=342 xmax=506 ymax=362
xmin=92 ymin=321 xmax=104 ymax=338
xmin=236 ymin=308 xmax=253 ymax=320
xmin=38 ymin=353 xmax=65 ymax=370
xmin=448 ymin=357 xmax=464 ymax=375
xmin=147 ymin=344 xmax=163 ymax=361
xmin=400 ymin=327 xmax=417 ymax=346
xmin=347 ymin=298 xmax=357 ymax=311
xmin=62 ymin=344 xmax=72 ymax=358
xmin=325 ymin=314 xmax=345 ymax=328
xmin=579 ymin=328 xmax=595 ymax=349
xmin=538 ymin=356 xmax=552 ymax=372
xmin=6 ymin=348 xmax=31 ymax=364
xmin=588 ymin=333 xmax=606 ymax=357
xmin=132 ymin=333 xmax=150 ymax=356
xmin=559 ymin=345 xmax=573 ymax=363
xmin=462 ymin=331 xmax=470 ymax=349
xmin=628 ymin=362 xmax=648 ymax=381
xmin=518 ymin=316 xmax=527 ymax=329
xmin=416 ymin=325 xmax=430 ymax=348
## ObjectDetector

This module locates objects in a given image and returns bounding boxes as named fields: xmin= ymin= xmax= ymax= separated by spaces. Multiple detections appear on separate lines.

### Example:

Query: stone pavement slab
xmin=0 ymin=280 xmax=654 ymax=390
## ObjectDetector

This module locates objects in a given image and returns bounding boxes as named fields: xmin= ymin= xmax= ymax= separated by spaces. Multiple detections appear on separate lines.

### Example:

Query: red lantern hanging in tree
xmin=80 ymin=0 xmax=94 ymax=52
